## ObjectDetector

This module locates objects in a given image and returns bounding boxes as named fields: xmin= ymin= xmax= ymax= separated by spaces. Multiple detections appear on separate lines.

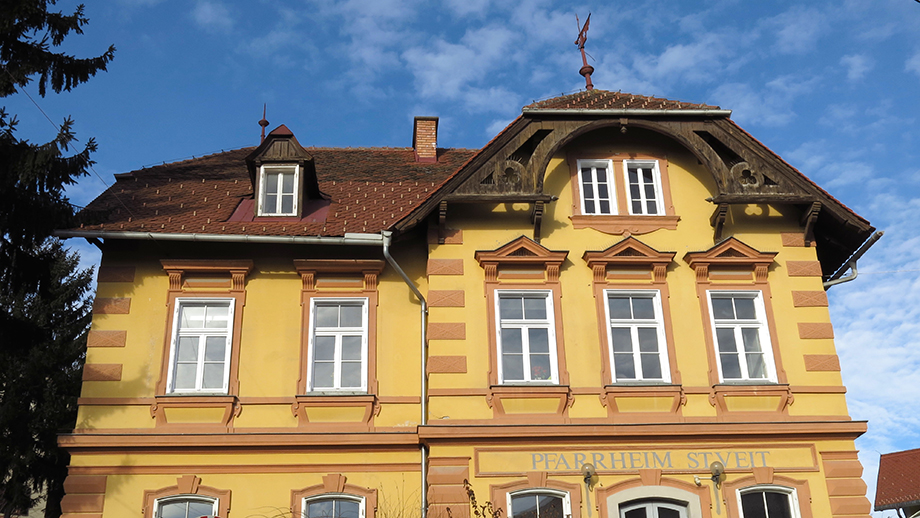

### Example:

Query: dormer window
xmin=259 ymin=164 xmax=299 ymax=216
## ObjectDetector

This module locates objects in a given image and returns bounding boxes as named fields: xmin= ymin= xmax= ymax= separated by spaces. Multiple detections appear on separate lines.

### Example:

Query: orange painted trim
xmin=292 ymin=394 xmax=377 ymax=431
xmin=86 ymin=330 xmax=127 ymax=348
xmin=142 ymin=475 xmax=231 ymax=518
xmin=600 ymin=385 xmax=686 ymax=420
xmin=69 ymin=464 xmax=420 ymax=476
xmin=428 ymin=356 xmax=468 ymax=373
xmin=803 ymin=355 xmax=841 ymax=372
xmin=82 ymin=364 xmax=123 ymax=381
xmin=791 ymin=291 xmax=828 ymax=307
xmin=97 ymin=265 xmax=136 ymax=282
xmin=291 ymin=477 xmax=378 ymax=518
xmin=59 ymin=431 xmax=421 ymax=452
xmin=684 ymin=237 xmax=777 ymax=284
xmin=709 ymin=384 xmax=795 ymax=418
xmin=149 ymin=395 xmax=238 ymax=431
xmin=780 ymin=233 xmax=807 ymax=247
xmin=428 ymin=258 xmax=464 ymax=275
xmin=429 ymin=322 xmax=467 ymax=340
xmin=428 ymin=290 xmax=466 ymax=307
xmin=570 ymin=215 xmax=680 ymax=235
xmin=798 ymin=323 xmax=835 ymax=339
xmin=92 ymin=297 xmax=131 ymax=314
xmin=486 ymin=385 xmax=573 ymax=422
xmin=786 ymin=261 xmax=823 ymax=277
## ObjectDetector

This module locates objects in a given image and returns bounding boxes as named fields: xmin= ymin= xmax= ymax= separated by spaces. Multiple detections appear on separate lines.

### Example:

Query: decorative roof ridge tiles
xmin=524 ymin=89 xmax=721 ymax=111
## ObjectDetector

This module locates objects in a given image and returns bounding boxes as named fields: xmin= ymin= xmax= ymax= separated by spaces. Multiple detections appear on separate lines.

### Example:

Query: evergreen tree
xmin=0 ymin=2 xmax=114 ymax=517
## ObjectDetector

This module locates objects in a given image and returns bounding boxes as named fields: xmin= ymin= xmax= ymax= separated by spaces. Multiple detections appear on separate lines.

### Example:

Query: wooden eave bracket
xmin=438 ymin=200 xmax=448 ymax=244
xmin=801 ymin=201 xmax=821 ymax=246
xmin=531 ymin=201 xmax=544 ymax=243
xmin=710 ymin=203 xmax=729 ymax=241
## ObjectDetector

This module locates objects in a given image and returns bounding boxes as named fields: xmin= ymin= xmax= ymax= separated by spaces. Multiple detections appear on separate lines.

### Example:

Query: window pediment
xmin=583 ymin=237 xmax=675 ymax=283
xmin=684 ymin=237 xmax=776 ymax=283
xmin=475 ymin=236 xmax=568 ymax=282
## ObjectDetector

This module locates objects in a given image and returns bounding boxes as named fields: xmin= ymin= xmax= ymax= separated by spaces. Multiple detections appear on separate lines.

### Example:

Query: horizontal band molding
xmin=804 ymin=354 xmax=841 ymax=371
xmin=92 ymin=297 xmax=131 ymax=314
xmin=66 ymin=463 xmax=421 ymax=476
xmin=82 ymin=364 xmax=123 ymax=381
xmin=428 ymin=290 xmax=465 ymax=307
xmin=799 ymin=323 xmax=835 ymax=339
xmin=97 ymin=266 xmax=136 ymax=283
xmin=428 ymin=259 xmax=464 ymax=275
xmin=786 ymin=261 xmax=822 ymax=277
xmin=428 ymin=322 xmax=466 ymax=340
xmin=86 ymin=330 xmax=127 ymax=348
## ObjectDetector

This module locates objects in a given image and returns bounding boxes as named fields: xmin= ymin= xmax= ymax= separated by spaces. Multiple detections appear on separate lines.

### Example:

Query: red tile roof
xmin=876 ymin=448 xmax=920 ymax=510
xmin=76 ymin=146 xmax=477 ymax=237
xmin=525 ymin=89 xmax=722 ymax=111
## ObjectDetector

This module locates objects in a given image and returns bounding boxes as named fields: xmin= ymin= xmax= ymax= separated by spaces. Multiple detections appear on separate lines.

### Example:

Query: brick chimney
xmin=413 ymin=116 xmax=438 ymax=163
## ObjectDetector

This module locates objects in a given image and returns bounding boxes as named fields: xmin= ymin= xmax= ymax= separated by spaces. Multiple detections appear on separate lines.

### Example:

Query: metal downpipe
xmin=380 ymin=231 xmax=430 ymax=518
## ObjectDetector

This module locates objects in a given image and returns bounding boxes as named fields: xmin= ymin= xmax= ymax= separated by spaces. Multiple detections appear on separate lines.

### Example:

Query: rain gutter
xmin=824 ymin=231 xmax=884 ymax=289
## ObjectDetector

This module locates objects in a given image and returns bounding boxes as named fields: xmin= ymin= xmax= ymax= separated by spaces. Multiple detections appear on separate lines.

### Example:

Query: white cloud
xmin=445 ymin=0 xmax=490 ymax=17
xmin=841 ymin=54 xmax=874 ymax=81
xmin=191 ymin=1 xmax=234 ymax=33
xmin=906 ymin=50 xmax=920 ymax=78
xmin=763 ymin=7 xmax=826 ymax=54
xmin=710 ymin=82 xmax=796 ymax=127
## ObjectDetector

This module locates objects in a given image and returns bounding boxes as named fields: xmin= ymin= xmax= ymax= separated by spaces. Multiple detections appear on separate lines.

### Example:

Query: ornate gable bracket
xmin=475 ymin=236 xmax=568 ymax=282
xmin=582 ymin=237 xmax=676 ymax=283
xmin=801 ymin=201 xmax=822 ymax=247
xmin=684 ymin=237 xmax=776 ymax=283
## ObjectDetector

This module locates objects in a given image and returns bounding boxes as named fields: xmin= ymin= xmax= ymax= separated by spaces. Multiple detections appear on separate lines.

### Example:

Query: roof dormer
xmin=245 ymin=125 xmax=321 ymax=218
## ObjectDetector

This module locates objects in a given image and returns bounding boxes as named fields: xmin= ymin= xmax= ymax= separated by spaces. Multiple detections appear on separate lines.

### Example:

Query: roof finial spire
xmin=575 ymin=13 xmax=594 ymax=90
xmin=259 ymin=104 xmax=269 ymax=142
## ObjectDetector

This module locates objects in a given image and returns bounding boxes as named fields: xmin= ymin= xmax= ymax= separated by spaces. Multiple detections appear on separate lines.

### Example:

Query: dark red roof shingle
xmin=525 ymin=89 xmax=721 ymax=111
xmin=876 ymin=448 xmax=920 ymax=510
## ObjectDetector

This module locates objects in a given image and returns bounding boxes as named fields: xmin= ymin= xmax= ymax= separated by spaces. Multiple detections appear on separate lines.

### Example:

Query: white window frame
xmin=619 ymin=500 xmax=688 ymax=518
xmin=622 ymin=159 xmax=664 ymax=216
xmin=495 ymin=290 xmax=559 ymax=385
xmin=166 ymin=298 xmax=234 ymax=394
xmin=604 ymin=290 xmax=670 ymax=383
xmin=258 ymin=164 xmax=299 ymax=216
xmin=507 ymin=489 xmax=571 ymax=518
xmin=303 ymin=494 xmax=366 ymax=518
xmin=154 ymin=495 xmax=218 ymax=518
xmin=737 ymin=486 xmax=801 ymax=518
xmin=577 ymin=159 xmax=617 ymax=215
xmin=706 ymin=291 xmax=777 ymax=383
xmin=307 ymin=298 xmax=369 ymax=393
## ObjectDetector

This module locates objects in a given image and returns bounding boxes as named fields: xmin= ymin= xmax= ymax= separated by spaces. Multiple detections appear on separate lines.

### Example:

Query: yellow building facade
xmin=58 ymin=91 xmax=876 ymax=518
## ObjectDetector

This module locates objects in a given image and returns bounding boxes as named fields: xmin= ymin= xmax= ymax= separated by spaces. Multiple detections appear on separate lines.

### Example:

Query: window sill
xmin=709 ymin=384 xmax=793 ymax=417
xmin=487 ymin=385 xmax=572 ymax=421
xmin=571 ymin=215 xmax=679 ymax=236
xmin=600 ymin=384 xmax=685 ymax=420
xmin=150 ymin=395 xmax=239 ymax=430
xmin=292 ymin=394 xmax=378 ymax=430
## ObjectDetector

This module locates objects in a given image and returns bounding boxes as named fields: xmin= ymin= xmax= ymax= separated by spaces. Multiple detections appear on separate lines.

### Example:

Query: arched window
xmin=619 ymin=500 xmax=687 ymax=518
xmin=154 ymin=495 xmax=218 ymax=518
xmin=508 ymin=489 xmax=571 ymax=518
xmin=303 ymin=494 xmax=365 ymax=518
xmin=737 ymin=486 xmax=800 ymax=518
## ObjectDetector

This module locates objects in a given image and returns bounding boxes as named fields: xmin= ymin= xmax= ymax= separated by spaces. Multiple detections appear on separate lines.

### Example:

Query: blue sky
xmin=5 ymin=1 xmax=920 ymax=515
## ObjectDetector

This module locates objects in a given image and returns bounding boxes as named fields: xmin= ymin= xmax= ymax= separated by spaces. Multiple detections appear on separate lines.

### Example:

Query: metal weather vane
xmin=575 ymin=13 xmax=594 ymax=90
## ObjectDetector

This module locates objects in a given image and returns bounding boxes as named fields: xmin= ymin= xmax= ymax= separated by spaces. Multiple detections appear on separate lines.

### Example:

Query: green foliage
xmin=0 ymin=1 xmax=115 ymax=97
xmin=0 ymin=2 xmax=113 ymax=516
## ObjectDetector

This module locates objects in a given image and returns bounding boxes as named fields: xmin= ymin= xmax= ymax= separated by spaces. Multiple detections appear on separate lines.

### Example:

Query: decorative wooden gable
xmin=475 ymin=236 xmax=568 ymax=282
xmin=684 ymin=237 xmax=777 ymax=283
xmin=582 ymin=237 xmax=676 ymax=283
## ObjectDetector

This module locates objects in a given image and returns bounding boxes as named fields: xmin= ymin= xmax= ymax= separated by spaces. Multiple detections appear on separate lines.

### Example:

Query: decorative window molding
xmin=294 ymin=260 xmax=385 ymax=429
xmin=291 ymin=474 xmax=377 ymax=518
xmin=597 ymin=478 xmax=709 ymax=518
xmin=476 ymin=237 xmax=571 ymax=418
xmin=569 ymin=153 xmax=679 ymax=236
xmin=583 ymin=238 xmax=684 ymax=418
xmin=619 ymin=500 xmax=688 ymax=517
xmin=257 ymin=164 xmax=300 ymax=216
xmin=143 ymin=475 xmax=230 ymax=518
xmin=490 ymin=476 xmax=582 ymax=518
xmin=157 ymin=260 xmax=253 ymax=401
xmin=508 ymin=489 xmax=571 ymax=518
xmin=683 ymin=239 xmax=788 ymax=392
xmin=723 ymin=477 xmax=812 ymax=518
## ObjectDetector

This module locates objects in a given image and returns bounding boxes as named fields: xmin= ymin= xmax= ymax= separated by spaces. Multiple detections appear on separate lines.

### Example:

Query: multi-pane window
xmin=620 ymin=500 xmax=688 ymax=518
xmin=309 ymin=299 xmax=368 ymax=391
xmin=168 ymin=300 xmax=233 ymax=393
xmin=509 ymin=490 xmax=569 ymax=518
xmin=578 ymin=160 xmax=616 ymax=215
xmin=624 ymin=160 xmax=663 ymax=215
xmin=605 ymin=291 xmax=669 ymax=383
xmin=497 ymin=291 xmax=558 ymax=384
xmin=304 ymin=496 xmax=364 ymax=518
xmin=259 ymin=165 xmax=298 ymax=216
xmin=155 ymin=496 xmax=218 ymax=518
xmin=738 ymin=487 xmax=799 ymax=518
xmin=708 ymin=291 xmax=775 ymax=382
